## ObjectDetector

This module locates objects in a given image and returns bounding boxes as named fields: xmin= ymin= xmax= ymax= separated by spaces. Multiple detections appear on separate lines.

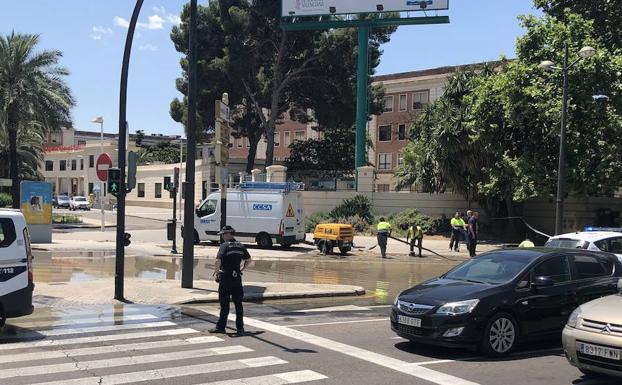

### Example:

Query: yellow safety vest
xmin=408 ymin=226 xmax=423 ymax=239
xmin=518 ymin=240 xmax=535 ymax=248
xmin=451 ymin=218 xmax=465 ymax=228
xmin=377 ymin=221 xmax=392 ymax=232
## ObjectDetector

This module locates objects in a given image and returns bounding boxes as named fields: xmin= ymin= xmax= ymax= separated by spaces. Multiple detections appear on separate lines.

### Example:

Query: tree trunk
xmin=246 ymin=133 xmax=261 ymax=174
xmin=265 ymin=122 xmax=276 ymax=167
xmin=8 ymin=128 xmax=19 ymax=209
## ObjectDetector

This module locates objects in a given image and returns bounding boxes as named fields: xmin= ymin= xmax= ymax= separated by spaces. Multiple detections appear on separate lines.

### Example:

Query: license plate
xmin=578 ymin=342 xmax=622 ymax=360
xmin=398 ymin=315 xmax=422 ymax=327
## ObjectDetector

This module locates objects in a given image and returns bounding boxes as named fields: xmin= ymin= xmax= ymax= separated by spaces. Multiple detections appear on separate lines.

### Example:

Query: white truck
xmin=193 ymin=182 xmax=305 ymax=248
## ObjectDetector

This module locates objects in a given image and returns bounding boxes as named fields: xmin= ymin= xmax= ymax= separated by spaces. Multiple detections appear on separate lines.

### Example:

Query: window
xmin=60 ymin=160 xmax=67 ymax=171
xmin=295 ymin=131 xmax=306 ymax=142
xmin=71 ymin=159 xmax=77 ymax=171
xmin=377 ymin=184 xmax=390 ymax=192
xmin=274 ymin=133 xmax=280 ymax=147
xmin=399 ymin=94 xmax=408 ymax=111
xmin=45 ymin=161 xmax=54 ymax=171
xmin=595 ymin=237 xmax=622 ymax=253
xmin=245 ymin=138 xmax=250 ymax=147
xmin=378 ymin=153 xmax=392 ymax=170
xmin=284 ymin=131 xmax=291 ymax=146
xmin=89 ymin=155 xmax=95 ymax=168
xmin=378 ymin=125 xmax=392 ymax=142
xmin=533 ymin=256 xmax=570 ymax=283
xmin=445 ymin=252 xmax=531 ymax=285
xmin=383 ymin=96 xmax=394 ymax=113
xmin=0 ymin=218 xmax=17 ymax=248
xmin=197 ymin=199 xmax=217 ymax=217
xmin=88 ymin=183 xmax=94 ymax=194
xmin=77 ymin=140 xmax=86 ymax=146
xmin=397 ymin=154 xmax=404 ymax=167
xmin=545 ymin=238 xmax=587 ymax=249
xmin=237 ymin=137 xmax=242 ymax=148
xmin=137 ymin=183 xmax=145 ymax=198
xmin=155 ymin=183 xmax=162 ymax=198
xmin=574 ymin=255 xmax=609 ymax=279
xmin=80 ymin=159 xmax=84 ymax=170
xmin=413 ymin=90 xmax=430 ymax=110
xmin=398 ymin=124 xmax=407 ymax=140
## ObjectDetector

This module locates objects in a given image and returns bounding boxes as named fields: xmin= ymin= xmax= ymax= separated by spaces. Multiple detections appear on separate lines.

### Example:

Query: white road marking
xmin=18 ymin=321 xmax=178 ymax=337
xmin=291 ymin=318 xmax=387 ymax=328
xmin=15 ymin=308 xmax=150 ymax=323
xmin=31 ymin=356 xmax=288 ymax=385
xmin=0 ymin=335 xmax=223 ymax=364
xmin=197 ymin=370 xmax=328 ymax=385
xmin=300 ymin=305 xmax=372 ymax=313
xmin=202 ymin=308 xmax=481 ymax=385
xmin=0 ymin=345 xmax=252 ymax=379
xmin=14 ymin=313 xmax=159 ymax=328
xmin=0 ymin=327 xmax=199 ymax=351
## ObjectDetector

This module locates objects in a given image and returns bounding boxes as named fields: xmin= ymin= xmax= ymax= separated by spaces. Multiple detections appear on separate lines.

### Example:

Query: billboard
xmin=282 ymin=0 xmax=449 ymax=17
xmin=20 ymin=181 xmax=53 ymax=225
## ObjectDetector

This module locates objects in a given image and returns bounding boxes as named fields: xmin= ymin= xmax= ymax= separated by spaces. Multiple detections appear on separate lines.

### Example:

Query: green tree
xmin=137 ymin=142 xmax=181 ymax=165
xmin=134 ymin=130 xmax=145 ymax=147
xmin=0 ymin=33 xmax=74 ymax=207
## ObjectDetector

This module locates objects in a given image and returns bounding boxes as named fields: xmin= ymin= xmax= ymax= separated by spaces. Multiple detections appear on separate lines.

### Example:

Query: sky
xmin=1 ymin=1 xmax=542 ymax=137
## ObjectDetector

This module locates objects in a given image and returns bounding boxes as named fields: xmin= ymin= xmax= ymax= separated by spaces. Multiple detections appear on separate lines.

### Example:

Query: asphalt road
xmin=2 ymin=300 xmax=619 ymax=385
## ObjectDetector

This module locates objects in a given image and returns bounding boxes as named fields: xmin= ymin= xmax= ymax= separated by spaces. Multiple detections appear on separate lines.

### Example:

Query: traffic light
xmin=107 ymin=168 xmax=121 ymax=195
xmin=124 ymin=232 xmax=131 ymax=247
xmin=127 ymin=151 xmax=137 ymax=192
xmin=173 ymin=167 xmax=180 ymax=190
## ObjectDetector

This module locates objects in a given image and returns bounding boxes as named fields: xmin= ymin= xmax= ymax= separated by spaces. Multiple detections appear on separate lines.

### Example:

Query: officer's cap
xmin=218 ymin=225 xmax=236 ymax=235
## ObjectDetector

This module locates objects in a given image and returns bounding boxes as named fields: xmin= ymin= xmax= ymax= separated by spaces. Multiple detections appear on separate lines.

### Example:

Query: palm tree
xmin=0 ymin=32 xmax=74 ymax=208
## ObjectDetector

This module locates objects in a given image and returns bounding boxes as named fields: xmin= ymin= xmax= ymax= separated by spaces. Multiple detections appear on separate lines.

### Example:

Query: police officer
xmin=209 ymin=226 xmax=252 ymax=335
xmin=377 ymin=217 xmax=392 ymax=259
xmin=407 ymin=223 xmax=424 ymax=257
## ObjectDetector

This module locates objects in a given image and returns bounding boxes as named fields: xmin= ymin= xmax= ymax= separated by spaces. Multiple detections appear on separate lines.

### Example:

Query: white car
xmin=69 ymin=196 xmax=91 ymax=211
xmin=545 ymin=230 xmax=622 ymax=262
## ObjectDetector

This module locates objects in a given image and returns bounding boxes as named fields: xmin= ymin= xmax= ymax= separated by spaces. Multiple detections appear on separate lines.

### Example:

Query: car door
xmin=0 ymin=218 xmax=28 ymax=299
xmin=517 ymin=255 xmax=576 ymax=337
xmin=570 ymin=253 xmax=619 ymax=305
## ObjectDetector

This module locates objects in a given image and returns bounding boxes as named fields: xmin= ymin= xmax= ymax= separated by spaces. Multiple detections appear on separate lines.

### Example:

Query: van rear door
xmin=281 ymin=192 xmax=304 ymax=244
xmin=0 ymin=216 xmax=32 ymax=318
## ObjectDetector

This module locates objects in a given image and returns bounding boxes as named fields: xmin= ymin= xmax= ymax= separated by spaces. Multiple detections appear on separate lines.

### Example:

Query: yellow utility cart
xmin=313 ymin=223 xmax=354 ymax=255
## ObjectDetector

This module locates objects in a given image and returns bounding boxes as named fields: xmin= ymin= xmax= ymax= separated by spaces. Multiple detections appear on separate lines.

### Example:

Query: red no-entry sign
xmin=96 ymin=153 xmax=113 ymax=182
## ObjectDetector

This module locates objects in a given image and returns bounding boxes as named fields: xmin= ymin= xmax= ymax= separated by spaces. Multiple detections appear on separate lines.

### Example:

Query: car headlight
xmin=436 ymin=299 xmax=479 ymax=316
xmin=393 ymin=295 xmax=400 ymax=306
xmin=567 ymin=307 xmax=582 ymax=328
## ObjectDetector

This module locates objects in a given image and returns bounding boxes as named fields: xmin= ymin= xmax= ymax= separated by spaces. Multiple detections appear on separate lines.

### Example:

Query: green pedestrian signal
xmin=107 ymin=168 xmax=121 ymax=196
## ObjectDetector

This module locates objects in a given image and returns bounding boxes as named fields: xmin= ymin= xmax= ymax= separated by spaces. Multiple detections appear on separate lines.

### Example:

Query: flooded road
xmin=32 ymin=251 xmax=459 ymax=305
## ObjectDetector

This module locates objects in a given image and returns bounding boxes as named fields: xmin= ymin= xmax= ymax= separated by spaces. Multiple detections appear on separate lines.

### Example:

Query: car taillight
xmin=24 ymin=228 xmax=33 ymax=283
xmin=279 ymin=220 xmax=284 ymax=236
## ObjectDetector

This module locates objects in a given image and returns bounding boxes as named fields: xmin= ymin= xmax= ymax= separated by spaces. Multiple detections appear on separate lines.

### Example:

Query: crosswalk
xmin=0 ymin=307 xmax=328 ymax=385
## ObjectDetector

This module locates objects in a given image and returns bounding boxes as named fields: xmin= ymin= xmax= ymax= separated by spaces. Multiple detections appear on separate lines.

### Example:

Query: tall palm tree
xmin=0 ymin=32 xmax=74 ymax=208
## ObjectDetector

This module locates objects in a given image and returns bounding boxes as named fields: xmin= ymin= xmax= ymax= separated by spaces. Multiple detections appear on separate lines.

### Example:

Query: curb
xmin=177 ymin=287 xmax=367 ymax=305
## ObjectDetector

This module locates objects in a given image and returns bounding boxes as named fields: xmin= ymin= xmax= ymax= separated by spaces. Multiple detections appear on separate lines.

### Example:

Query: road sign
xmin=216 ymin=100 xmax=231 ymax=123
xmin=96 ymin=153 xmax=113 ymax=182
xmin=282 ymin=0 xmax=449 ymax=17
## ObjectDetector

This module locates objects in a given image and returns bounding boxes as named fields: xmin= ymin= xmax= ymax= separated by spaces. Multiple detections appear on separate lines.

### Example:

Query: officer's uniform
xmin=377 ymin=221 xmax=392 ymax=258
xmin=214 ymin=239 xmax=251 ymax=332
xmin=407 ymin=225 xmax=424 ymax=257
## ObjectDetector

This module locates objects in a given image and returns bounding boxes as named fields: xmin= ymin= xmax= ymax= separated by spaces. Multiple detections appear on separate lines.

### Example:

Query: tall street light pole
xmin=92 ymin=116 xmax=105 ymax=232
xmin=540 ymin=45 xmax=596 ymax=235
xmin=182 ymin=0 xmax=198 ymax=289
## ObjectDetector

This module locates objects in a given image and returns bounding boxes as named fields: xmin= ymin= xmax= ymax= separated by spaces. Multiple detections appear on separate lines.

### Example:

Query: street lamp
xmin=540 ymin=45 xmax=596 ymax=235
xmin=91 ymin=116 xmax=105 ymax=232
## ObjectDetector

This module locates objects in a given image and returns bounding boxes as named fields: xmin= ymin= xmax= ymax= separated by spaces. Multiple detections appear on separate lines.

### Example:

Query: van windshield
xmin=197 ymin=199 xmax=217 ymax=217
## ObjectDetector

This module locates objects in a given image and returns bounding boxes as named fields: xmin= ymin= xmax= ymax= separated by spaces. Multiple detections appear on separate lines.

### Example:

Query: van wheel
xmin=257 ymin=233 xmax=273 ymax=249
xmin=480 ymin=312 xmax=518 ymax=357
xmin=0 ymin=303 xmax=6 ymax=329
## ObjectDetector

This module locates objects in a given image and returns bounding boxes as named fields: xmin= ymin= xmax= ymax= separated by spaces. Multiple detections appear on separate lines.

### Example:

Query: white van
xmin=0 ymin=210 xmax=34 ymax=328
xmin=194 ymin=182 xmax=305 ymax=248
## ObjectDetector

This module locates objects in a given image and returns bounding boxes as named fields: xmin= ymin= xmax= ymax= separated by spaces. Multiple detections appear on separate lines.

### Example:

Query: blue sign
xmin=253 ymin=204 xmax=273 ymax=211
xmin=20 ymin=181 xmax=53 ymax=225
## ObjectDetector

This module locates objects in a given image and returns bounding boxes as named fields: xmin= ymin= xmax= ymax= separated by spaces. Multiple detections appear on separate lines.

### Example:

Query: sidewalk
xmin=34 ymin=279 xmax=365 ymax=306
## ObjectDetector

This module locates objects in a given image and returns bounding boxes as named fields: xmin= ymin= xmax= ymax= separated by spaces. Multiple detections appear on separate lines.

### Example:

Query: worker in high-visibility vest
xmin=518 ymin=238 xmax=535 ymax=248
xmin=407 ymin=224 xmax=424 ymax=257
xmin=377 ymin=217 xmax=392 ymax=259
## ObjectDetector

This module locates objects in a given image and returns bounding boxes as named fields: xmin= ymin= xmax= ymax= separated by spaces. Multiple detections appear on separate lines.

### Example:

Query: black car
xmin=391 ymin=248 xmax=622 ymax=357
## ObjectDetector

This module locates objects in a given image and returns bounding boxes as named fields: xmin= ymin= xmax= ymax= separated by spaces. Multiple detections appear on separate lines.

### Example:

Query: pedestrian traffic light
xmin=107 ymin=168 xmax=121 ymax=196
xmin=124 ymin=232 xmax=131 ymax=247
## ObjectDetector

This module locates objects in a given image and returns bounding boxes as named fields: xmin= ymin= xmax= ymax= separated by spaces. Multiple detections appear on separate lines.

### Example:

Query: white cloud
xmin=113 ymin=16 xmax=130 ymax=28
xmin=166 ymin=14 xmax=182 ymax=26
xmin=153 ymin=5 xmax=166 ymax=14
xmin=138 ymin=14 xmax=165 ymax=30
xmin=139 ymin=44 xmax=159 ymax=52
xmin=90 ymin=26 xmax=112 ymax=41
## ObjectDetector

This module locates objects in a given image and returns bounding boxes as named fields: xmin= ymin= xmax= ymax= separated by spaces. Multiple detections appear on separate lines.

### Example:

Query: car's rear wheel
xmin=481 ymin=312 xmax=518 ymax=357
xmin=257 ymin=233 xmax=273 ymax=249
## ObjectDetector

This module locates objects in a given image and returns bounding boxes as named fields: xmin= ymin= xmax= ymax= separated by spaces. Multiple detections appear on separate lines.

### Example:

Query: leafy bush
xmin=332 ymin=215 xmax=371 ymax=234
xmin=387 ymin=209 xmax=450 ymax=236
xmin=52 ymin=214 xmax=83 ymax=224
xmin=0 ymin=193 xmax=12 ymax=208
xmin=305 ymin=211 xmax=332 ymax=233
xmin=329 ymin=195 xmax=373 ymax=223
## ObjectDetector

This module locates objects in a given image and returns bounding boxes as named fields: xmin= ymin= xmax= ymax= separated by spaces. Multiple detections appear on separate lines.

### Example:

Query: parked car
xmin=391 ymin=248 xmax=622 ymax=357
xmin=52 ymin=196 xmax=58 ymax=208
xmin=562 ymin=279 xmax=622 ymax=378
xmin=56 ymin=195 xmax=70 ymax=209
xmin=69 ymin=196 xmax=91 ymax=211
xmin=0 ymin=210 xmax=34 ymax=328
xmin=546 ymin=230 xmax=622 ymax=263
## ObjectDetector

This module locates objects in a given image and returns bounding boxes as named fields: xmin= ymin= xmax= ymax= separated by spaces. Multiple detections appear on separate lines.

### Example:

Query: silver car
xmin=562 ymin=278 xmax=622 ymax=378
